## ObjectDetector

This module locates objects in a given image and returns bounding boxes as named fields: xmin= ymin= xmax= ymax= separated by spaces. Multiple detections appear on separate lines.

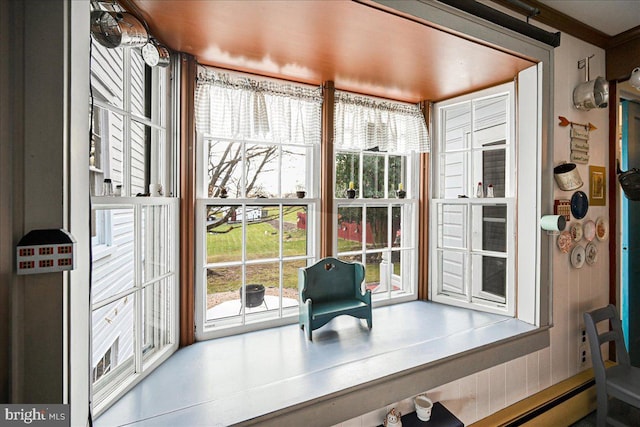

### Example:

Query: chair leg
xmin=596 ymin=392 xmax=608 ymax=427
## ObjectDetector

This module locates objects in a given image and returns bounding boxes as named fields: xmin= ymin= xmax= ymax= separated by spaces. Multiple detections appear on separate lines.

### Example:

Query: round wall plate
xmin=571 ymin=244 xmax=585 ymax=269
xmin=596 ymin=217 xmax=608 ymax=241
xmin=571 ymin=191 xmax=589 ymax=219
xmin=570 ymin=223 xmax=583 ymax=242
xmin=557 ymin=231 xmax=573 ymax=254
xmin=585 ymin=242 xmax=598 ymax=265
xmin=583 ymin=220 xmax=596 ymax=242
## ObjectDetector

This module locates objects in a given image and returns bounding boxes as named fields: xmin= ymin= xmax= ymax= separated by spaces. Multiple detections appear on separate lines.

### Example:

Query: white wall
xmin=336 ymin=29 xmax=611 ymax=427
xmin=1 ymin=2 xmax=91 ymax=425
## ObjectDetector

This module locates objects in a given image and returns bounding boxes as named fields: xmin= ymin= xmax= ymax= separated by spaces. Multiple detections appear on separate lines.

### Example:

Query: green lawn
xmin=207 ymin=207 xmax=307 ymax=293
xmin=206 ymin=207 xmax=393 ymax=294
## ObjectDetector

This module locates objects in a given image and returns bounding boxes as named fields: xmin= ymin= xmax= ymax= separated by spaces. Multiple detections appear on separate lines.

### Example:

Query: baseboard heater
xmin=471 ymin=368 xmax=599 ymax=427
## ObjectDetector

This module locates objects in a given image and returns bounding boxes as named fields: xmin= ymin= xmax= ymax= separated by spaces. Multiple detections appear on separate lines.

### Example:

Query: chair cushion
xmin=607 ymin=365 xmax=640 ymax=407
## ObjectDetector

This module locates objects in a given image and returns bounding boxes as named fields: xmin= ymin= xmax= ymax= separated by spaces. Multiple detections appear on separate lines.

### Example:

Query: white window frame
xmin=430 ymin=68 xmax=541 ymax=322
xmin=334 ymin=148 xmax=419 ymax=305
xmin=194 ymin=73 xmax=322 ymax=340
xmin=89 ymin=40 xmax=179 ymax=417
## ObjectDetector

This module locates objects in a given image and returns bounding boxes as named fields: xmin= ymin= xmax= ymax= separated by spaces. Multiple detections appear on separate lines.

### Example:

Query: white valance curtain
xmin=334 ymin=91 xmax=430 ymax=153
xmin=195 ymin=67 xmax=322 ymax=144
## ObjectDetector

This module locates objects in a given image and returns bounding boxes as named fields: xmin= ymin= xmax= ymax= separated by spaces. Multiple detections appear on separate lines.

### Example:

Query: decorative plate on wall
xmin=557 ymin=231 xmax=573 ymax=254
xmin=586 ymin=242 xmax=598 ymax=265
xmin=571 ymin=223 xmax=583 ymax=242
xmin=583 ymin=220 xmax=596 ymax=242
xmin=571 ymin=244 xmax=586 ymax=269
xmin=571 ymin=191 xmax=589 ymax=219
xmin=596 ymin=217 xmax=608 ymax=241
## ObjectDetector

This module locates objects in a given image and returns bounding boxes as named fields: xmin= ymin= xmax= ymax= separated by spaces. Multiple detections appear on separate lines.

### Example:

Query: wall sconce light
xmin=630 ymin=67 xmax=640 ymax=91
xmin=573 ymin=55 xmax=609 ymax=110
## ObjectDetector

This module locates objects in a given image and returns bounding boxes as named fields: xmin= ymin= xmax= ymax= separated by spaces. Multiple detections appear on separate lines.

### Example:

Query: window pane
xmin=206 ymin=265 xmax=242 ymax=321
xmin=440 ymin=152 xmax=467 ymax=198
xmin=392 ymin=250 xmax=411 ymax=294
xmin=246 ymin=206 xmax=278 ymax=261
xmin=130 ymin=120 xmax=148 ymax=195
xmin=443 ymin=103 xmax=470 ymax=152
xmin=282 ymin=259 xmax=305 ymax=307
xmin=366 ymin=207 xmax=388 ymax=249
xmin=91 ymin=41 xmax=124 ymax=109
xmin=438 ymin=204 xmax=466 ymax=249
xmin=141 ymin=205 xmax=172 ymax=283
xmin=150 ymin=127 xmax=167 ymax=195
xmin=281 ymin=145 xmax=308 ymax=197
xmin=362 ymin=153 xmax=385 ymax=198
xmin=142 ymin=278 xmax=173 ymax=366
xmin=245 ymin=262 xmax=278 ymax=316
xmin=96 ymin=111 xmax=125 ymax=190
xmin=439 ymin=250 xmax=466 ymax=296
xmin=130 ymin=49 xmax=149 ymax=119
xmin=471 ymin=205 xmax=507 ymax=253
xmin=246 ymin=143 xmax=279 ymax=198
xmin=91 ymin=208 xmax=136 ymax=298
xmin=206 ymin=140 xmax=243 ymax=198
xmin=206 ymin=205 xmax=242 ymax=264
xmin=472 ymin=254 xmax=507 ymax=300
xmin=91 ymin=295 xmax=135 ymax=386
xmin=364 ymin=253 xmax=382 ymax=293
xmin=482 ymin=148 xmax=506 ymax=198
xmin=473 ymin=95 xmax=507 ymax=149
xmin=388 ymin=155 xmax=406 ymax=197
xmin=335 ymin=152 xmax=360 ymax=198
xmin=283 ymin=205 xmax=307 ymax=257
xmin=338 ymin=206 xmax=363 ymax=252
xmin=392 ymin=205 xmax=402 ymax=247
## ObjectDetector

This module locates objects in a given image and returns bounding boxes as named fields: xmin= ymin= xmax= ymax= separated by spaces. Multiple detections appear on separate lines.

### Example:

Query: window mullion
xmin=134 ymin=204 xmax=144 ymax=374
xmin=123 ymin=50 xmax=132 ymax=197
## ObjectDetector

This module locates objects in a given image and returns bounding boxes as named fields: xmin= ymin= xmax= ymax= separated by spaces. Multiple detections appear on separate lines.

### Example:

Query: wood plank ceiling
xmin=125 ymin=0 xmax=536 ymax=103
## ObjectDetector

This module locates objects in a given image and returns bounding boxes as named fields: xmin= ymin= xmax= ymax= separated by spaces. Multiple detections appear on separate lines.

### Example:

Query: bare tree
xmin=206 ymin=142 xmax=278 ymax=231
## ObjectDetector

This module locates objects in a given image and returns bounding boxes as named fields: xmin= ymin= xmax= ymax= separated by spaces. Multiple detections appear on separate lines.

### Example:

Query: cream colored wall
xmin=336 ymin=31 xmax=611 ymax=427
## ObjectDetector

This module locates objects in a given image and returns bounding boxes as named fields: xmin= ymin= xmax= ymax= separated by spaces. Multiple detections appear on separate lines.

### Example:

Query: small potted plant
xmin=346 ymin=181 xmax=356 ymax=199
xmin=296 ymin=184 xmax=306 ymax=198
xmin=396 ymin=183 xmax=406 ymax=199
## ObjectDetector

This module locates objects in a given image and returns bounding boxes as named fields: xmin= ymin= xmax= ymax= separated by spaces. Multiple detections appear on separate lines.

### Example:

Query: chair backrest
xmin=584 ymin=304 xmax=630 ymax=384
xmin=299 ymin=257 xmax=365 ymax=303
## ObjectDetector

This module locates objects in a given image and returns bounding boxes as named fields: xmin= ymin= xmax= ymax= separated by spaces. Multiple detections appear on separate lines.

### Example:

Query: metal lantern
xmin=573 ymin=55 xmax=608 ymax=110
xmin=90 ymin=11 xmax=148 ymax=48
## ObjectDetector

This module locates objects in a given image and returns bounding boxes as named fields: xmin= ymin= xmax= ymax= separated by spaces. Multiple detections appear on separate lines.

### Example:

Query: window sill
xmin=96 ymin=301 xmax=548 ymax=427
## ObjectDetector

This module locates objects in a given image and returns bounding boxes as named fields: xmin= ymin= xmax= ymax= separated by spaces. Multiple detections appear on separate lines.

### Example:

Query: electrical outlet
xmin=578 ymin=343 xmax=589 ymax=369
xmin=577 ymin=327 xmax=589 ymax=370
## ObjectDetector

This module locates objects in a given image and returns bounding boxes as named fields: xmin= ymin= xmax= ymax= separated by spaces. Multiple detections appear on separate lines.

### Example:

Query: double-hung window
xmin=90 ymin=39 xmax=178 ymax=416
xmin=334 ymin=92 xmax=428 ymax=303
xmin=194 ymin=68 xmax=322 ymax=338
xmin=431 ymin=82 xmax=516 ymax=315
